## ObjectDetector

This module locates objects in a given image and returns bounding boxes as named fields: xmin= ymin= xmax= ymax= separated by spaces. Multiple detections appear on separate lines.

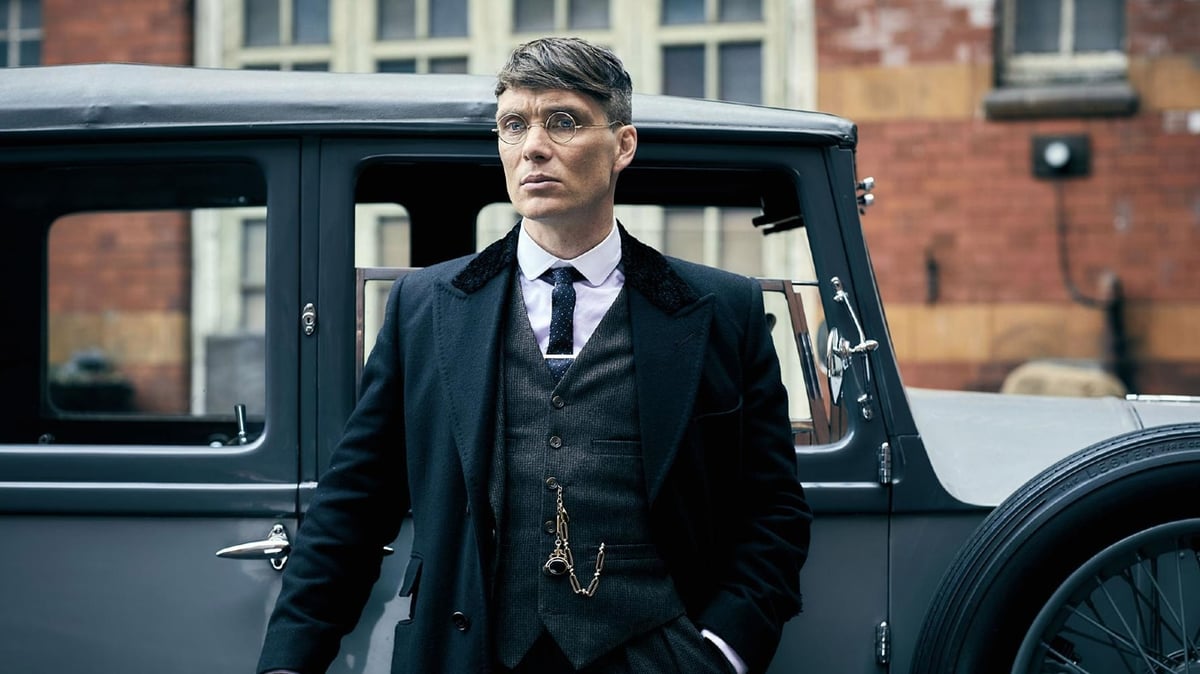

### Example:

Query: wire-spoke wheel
xmin=1014 ymin=519 xmax=1200 ymax=674
xmin=911 ymin=424 xmax=1200 ymax=674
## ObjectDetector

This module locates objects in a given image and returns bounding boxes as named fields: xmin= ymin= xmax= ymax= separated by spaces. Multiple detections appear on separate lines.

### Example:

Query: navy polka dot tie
xmin=543 ymin=267 xmax=582 ymax=382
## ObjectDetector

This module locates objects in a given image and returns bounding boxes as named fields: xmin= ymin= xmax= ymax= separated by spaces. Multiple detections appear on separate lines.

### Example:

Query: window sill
xmin=983 ymin=82 xmax=1138 ymax=120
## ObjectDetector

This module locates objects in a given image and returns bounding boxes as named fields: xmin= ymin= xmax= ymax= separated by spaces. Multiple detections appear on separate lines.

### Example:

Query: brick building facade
xmin=818 ymin=0 xmax=1200 ymax=394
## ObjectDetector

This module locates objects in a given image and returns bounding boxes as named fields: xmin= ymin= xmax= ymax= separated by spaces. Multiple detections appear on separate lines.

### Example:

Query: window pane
xmin=430 ymin=57 xmax=468 ymax=73
xmin=663 ymin=208 xmax=705 ymax=263
xmin=242 ymin=220 xmax=267 ymax=287
xmin=1075 ymin=0 xmax=1124 ymax=52
xmin=244 ymin=0 xmax=280 ymax=46
xmin=0 ymin=42 xmax=7 ymax=68
xmin=241 ymin=219 xmax=266 ymax=335
xmin=291 ymin=61 xmax=329 ymax=71
xmin=18 ymin=37 xmax=37 ymax=65
xmin=663 ymin=45 xmax=704 ymax=98
xmin=569 ymin=0 xmax=609 ymax=29
xmin=430 ymin=0 xmax=468 ymax=37
xmin=294 ymin=0 xmax=330 ymax=44
xmin=663 ymin=0 xmax=704 ymax=25
xmin=19 ymin=0 xmax=40 ymax=29
xmin=26 ymin=161 xmax=269 ymax=443
xmin=377 ymin=59 xmax=416 ymax=73
xmin=720 ymin=207 xmax=762 ymax=276
xmin=355 ymin=207 xmax=412 ymax=362
xmin=378 ymin=0 xmax=415 ymax=40
xmin=48 ymin=210 xmax=193 ymax=415
xmin=719 ymin=0 xmax=761 ymax=22
xmin=514 ymin=0 xmax=554 ymax=32
xmin=719 ymin=42 xmax=761 ymax=104
xmin=244 ymin=63 xmax=282 ymax=70
xmin=1014 ymin=0 xmax=1061 ymax=53
xmin=0 ymin=0 xmax=8 ymax=28
xmin=378 ymin=215 xmax=411 ymax=266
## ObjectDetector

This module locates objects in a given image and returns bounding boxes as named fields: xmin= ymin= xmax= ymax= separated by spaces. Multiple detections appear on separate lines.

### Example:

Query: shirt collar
xmin=516 ymin=220 xmax=621 ymax=286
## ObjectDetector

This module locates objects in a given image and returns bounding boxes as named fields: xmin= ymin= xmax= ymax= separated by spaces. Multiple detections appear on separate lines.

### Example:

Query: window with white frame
xmin=374 ymin=0 xmax=470 ymax=73
xmin=1 ymin=0 xmax=41 ymax=67
xmin=377 ymin=0 xmax=467 ymax=39
xmin=999 ymin=0 xmax=1127 ymax=86
xmin=239 ymin=0 xmax=331 ymax=70
xmin=513 ymin=0 xmax=610 ymax=33
xmin=659 ymin=0 xmax=764 ymax=104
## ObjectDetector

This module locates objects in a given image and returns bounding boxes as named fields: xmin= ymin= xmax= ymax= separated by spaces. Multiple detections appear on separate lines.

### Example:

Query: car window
xmin=2 ymin=160 xmax=269 ymax=446
xmin=351 ymin=159 xmax=844 ymax=446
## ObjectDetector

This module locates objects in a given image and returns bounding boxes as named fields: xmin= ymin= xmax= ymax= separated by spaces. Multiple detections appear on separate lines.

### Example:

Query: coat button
xmin=549 ymin=435 xmax=562 ymax=449
xmin=451 ymin=611 xmax=470 ymax=632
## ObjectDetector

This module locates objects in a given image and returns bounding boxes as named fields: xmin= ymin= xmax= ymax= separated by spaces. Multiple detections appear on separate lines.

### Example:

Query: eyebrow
xmin=496 ymin=104 xmax=595 ymax=122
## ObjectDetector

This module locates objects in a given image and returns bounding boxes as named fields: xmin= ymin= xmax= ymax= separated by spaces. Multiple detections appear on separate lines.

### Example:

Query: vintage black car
xmin=0 ymin=63 xmax=1197 ymax=674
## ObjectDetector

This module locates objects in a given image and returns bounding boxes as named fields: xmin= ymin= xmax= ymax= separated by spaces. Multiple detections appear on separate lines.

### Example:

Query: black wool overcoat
xmin=258 ymin=224 xmax=812 ymax=674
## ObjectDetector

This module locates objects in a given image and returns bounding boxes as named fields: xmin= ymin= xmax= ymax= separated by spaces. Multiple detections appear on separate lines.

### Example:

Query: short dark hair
xmin=495 ymin=37 xmax=633 ymax=125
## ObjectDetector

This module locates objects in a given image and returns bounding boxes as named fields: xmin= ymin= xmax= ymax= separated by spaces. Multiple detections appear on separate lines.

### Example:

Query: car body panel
xmin=908 ymin=387 xmax=1200 ymax=505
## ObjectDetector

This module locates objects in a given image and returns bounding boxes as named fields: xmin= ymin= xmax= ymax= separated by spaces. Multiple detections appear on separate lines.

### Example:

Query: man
xmin=258 ymin=36 xmax=811 ymax=674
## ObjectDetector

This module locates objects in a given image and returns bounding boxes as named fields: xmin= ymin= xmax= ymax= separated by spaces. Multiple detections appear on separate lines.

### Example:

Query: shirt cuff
xmin=701 ymin=628 xmax=748 ymax=674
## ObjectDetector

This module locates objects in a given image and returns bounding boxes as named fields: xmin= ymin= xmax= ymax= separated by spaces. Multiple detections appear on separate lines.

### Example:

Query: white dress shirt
xmin=516 ymin=221 xmax=624 ymax=356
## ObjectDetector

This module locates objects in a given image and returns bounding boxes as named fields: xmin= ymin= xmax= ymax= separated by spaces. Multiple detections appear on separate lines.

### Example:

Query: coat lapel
xmin=618 ymin=225 xmax=712 ymax=504
xmin=629 ymin=290 xmax=712 ymax=504
xmin=435 ymin=229 xmax=519 ymax=520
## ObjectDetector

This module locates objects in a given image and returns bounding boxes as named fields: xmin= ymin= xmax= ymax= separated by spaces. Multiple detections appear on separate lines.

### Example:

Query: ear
xmin=612 ymin=124 xmax=638 ymax=173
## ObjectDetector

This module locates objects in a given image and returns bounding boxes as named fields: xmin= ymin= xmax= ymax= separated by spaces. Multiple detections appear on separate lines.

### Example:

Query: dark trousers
xmin=497 ymin=615 xmax=735 ymax=674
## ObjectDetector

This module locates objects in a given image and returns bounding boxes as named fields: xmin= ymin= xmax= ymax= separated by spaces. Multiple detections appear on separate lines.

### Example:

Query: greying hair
xmin=495 ymin=37 xmax=633 ymax=125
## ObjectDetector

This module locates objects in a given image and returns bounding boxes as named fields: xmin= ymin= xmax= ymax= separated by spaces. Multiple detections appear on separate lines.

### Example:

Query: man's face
xmin=496 ymin=87 xmax=636 ymax=230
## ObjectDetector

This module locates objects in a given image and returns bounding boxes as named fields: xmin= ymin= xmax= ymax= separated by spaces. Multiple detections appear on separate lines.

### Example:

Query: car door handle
xmin=216 ymin=524 xmax=396 ymax=572
xmin=216 ymin=523 xmax=291 ymax=571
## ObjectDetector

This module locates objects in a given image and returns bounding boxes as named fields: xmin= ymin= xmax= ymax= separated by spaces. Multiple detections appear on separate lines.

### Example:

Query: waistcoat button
xmin=548 ymin=435 xmax=562 ymax=449
xmin=551 ymin=395 xmax=565 ymax=409
xmin=544 ymin=519 xmax=556 ymax=534
xmin=545 ymin=476 xmax=558 ymax=489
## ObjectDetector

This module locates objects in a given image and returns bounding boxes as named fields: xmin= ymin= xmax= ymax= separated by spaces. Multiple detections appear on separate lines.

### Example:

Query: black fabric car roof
xmin=0 ymin=63 xmax=856 ymax=147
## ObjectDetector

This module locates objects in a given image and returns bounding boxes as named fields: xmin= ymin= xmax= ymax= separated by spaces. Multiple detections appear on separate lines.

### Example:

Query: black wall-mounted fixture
xmin=1032 ymin=134 xmax=1091 ymax=179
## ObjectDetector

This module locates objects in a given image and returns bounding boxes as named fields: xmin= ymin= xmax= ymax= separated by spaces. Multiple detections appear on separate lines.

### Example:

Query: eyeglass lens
xmin=496 ymin=111 xmax=579 ymax=144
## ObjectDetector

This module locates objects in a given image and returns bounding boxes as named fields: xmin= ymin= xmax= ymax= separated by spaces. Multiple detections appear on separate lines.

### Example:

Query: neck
xmin=522 ymin=214 xmax=613 ymax=260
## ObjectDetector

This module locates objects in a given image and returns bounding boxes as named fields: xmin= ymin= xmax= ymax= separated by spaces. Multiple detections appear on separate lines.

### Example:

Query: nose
xmin=521 ymin=123 xmax=554 ymax=159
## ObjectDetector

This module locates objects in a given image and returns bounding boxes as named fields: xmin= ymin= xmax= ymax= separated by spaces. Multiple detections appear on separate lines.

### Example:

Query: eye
xmin=498 ymin=115 xmax=528 ymax=134
xmin=547 ymin=112 xmax=577 ymax=131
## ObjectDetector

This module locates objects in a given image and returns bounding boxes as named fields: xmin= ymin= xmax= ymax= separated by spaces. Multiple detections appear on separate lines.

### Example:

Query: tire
xmin=909 ymin=422 xmax=1200 ymax=674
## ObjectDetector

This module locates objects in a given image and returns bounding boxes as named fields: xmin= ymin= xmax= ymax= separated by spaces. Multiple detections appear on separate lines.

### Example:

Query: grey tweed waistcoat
xmin=490 ymin=277 xmax=686 ymax=670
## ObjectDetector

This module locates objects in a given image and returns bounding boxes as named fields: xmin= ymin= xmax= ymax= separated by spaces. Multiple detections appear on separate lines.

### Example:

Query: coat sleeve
xmin=257 ymin=277 xmax=412 ymax=674
xmin=695 ymin=276 xmax=813 ymax=674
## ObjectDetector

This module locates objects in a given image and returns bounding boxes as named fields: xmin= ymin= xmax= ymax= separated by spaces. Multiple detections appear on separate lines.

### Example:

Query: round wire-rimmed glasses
xmin=493 ymin=111 xmax=621 ymax=145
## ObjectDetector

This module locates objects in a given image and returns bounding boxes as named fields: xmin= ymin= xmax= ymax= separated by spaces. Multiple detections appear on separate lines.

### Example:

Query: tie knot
xmin=542 ymin=266 xmax=582 ymax=286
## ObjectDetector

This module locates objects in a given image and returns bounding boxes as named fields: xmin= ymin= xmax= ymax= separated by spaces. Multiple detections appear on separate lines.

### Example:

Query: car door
xmin=0 ymin=139 xmax=302 ymax=673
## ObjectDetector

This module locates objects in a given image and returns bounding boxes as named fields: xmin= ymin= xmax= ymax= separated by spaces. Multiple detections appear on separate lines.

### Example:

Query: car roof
xmin=0 ymin=63 xmax=857 ymax=147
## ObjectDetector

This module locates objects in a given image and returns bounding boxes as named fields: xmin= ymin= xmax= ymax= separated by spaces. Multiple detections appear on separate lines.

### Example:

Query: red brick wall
xmin=817 ymin=0 xmax=994 ymax=68
xmin=816 ymin=0 xmax=1200 ymax=395
xmin=1128 ymin=0 xmax=1200 ymax=54
xmin=41 ymin=0 xmax=192 ymax=66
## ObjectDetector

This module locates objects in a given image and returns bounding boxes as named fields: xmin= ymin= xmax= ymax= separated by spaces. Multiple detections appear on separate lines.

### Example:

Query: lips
xmin=521 ymin=173 xmax=557 ymax=186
